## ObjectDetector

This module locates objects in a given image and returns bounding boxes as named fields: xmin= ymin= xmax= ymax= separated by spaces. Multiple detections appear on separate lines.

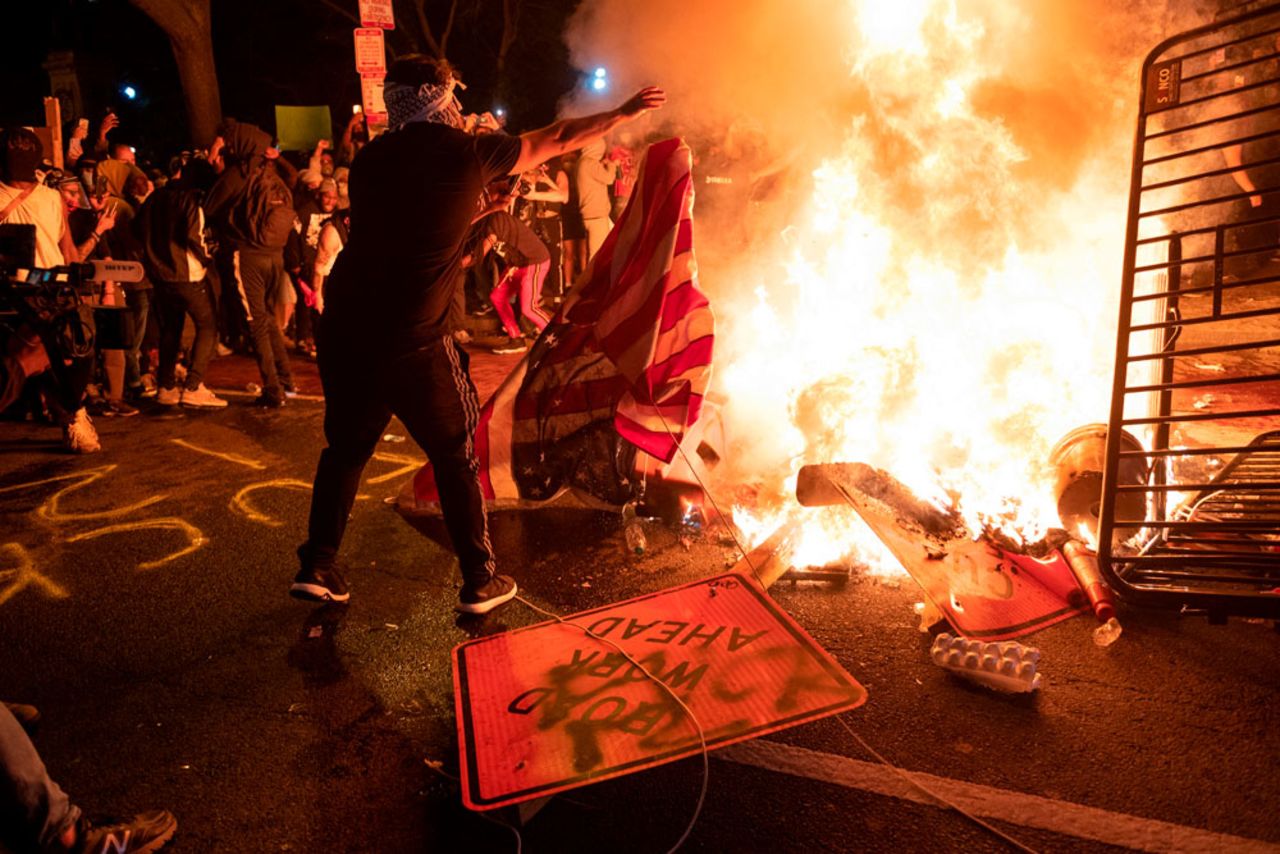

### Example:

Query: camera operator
xmin=0 ymin=129 xmax=102 ymax=452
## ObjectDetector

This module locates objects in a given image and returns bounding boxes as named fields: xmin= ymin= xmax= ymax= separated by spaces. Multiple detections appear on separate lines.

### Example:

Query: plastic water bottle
xmin=679 ymin=502 xmax=705 ymax=549
xmin=1093 ymin=616 xmax=1123 ymax=647
xmin=621 ymin=502 xmax=646 ymax=556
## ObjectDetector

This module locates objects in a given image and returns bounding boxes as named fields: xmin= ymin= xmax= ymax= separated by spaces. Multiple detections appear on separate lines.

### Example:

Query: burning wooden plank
xmin=797 ymin=463 xmax=1089 ymax=640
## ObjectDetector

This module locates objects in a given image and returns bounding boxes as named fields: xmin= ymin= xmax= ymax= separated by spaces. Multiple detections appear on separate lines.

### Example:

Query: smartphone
xmin=77 ymin=118 xmax=89 ymax=132
xmin=353 ymin=104 xmax=363 ymax=114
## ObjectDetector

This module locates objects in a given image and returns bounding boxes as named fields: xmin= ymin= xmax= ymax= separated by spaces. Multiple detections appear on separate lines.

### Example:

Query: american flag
xmin=406 ymin=138 xmax=714 ymax=511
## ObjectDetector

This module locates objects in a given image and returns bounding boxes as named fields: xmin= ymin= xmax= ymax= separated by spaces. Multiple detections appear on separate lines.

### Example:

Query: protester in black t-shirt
xmin=292 ymin=53 xmax=664 ymax=614
xmin=470 ymin=207 xmax=551 ymax=353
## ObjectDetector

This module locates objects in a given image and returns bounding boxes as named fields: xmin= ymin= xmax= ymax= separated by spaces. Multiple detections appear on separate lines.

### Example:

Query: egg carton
xmin=929 ymin=632 xmax=1042 ymax=693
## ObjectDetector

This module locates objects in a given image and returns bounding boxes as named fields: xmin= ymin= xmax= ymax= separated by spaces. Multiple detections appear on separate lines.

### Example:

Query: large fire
xmin=567 ymin=0 xmax=1192 ymax=572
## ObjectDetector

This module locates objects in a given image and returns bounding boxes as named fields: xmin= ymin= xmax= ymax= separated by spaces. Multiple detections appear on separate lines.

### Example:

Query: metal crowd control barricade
xmin=1098 ymin=3 xmax=1280 ymax=619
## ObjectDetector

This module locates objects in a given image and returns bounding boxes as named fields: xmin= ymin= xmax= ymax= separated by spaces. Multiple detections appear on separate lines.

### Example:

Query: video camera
xmin=0 ymin=223 xmax=144 ymax=359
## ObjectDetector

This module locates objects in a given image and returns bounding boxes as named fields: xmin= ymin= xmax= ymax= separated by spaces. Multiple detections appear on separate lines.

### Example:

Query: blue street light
xmin=122 ymin=85 xmax=137 ymax=100
xmin=590 ymin=66 xmax=608 ymax=92
xmin=594 ymin=67 xmax=607 ymax=78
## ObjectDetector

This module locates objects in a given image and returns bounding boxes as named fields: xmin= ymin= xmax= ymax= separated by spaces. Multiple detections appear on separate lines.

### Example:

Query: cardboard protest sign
xmin=273 ymin=106 xmax=332 ymax=153
xmin=453 ymin=573 xmax=866 ymax=810
xmin=353 ymin=28 xmax=387 ymax=77
xmin=358 ymin=0 xmax=394 ymax=29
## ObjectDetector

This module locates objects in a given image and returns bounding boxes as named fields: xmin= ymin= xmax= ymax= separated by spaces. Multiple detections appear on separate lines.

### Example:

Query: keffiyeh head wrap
xmin=384 ymin=77 xmax=465 ymax=131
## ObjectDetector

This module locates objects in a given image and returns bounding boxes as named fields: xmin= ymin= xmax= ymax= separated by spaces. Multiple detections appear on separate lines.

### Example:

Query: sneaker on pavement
xmin=456 ymin=574 xmax=518 ymax=615
xmin=73 ymin=810 xmax=177 ymax=854
xmin=252 ymin=393 xmax=285 ymax=409
xmin=62 ymin=408 xmax=101 ymax=454
xmin=214 ymin=342 xmax=233 ymax=357
xmin=101 ymin=399 xmax=139 ymax=418
xmin=290 ymin=565 xmax=350 ymax=603
xmin=181 ymin=384 xmax=228 ymax=409
xmin=281 ymin=383 xmax=299 ymax=399
xmin=491 ymin=336 xmax=528 ymax=355
xmin=156 ymin=387 xmax=181 ymax=407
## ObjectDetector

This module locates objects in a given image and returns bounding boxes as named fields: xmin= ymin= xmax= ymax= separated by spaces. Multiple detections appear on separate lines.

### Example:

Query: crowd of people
xmin=0 ymin=51 xmax=664 ymax=852
xmin=0 ymin=96 xmax=641 ymax=455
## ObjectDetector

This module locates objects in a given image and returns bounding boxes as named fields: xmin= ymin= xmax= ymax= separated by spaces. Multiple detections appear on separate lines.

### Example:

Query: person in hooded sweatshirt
xmin=135 ymin=157 xmax=227 ymax=410
xmin=206 ymin=120 xmax=297 ymax=407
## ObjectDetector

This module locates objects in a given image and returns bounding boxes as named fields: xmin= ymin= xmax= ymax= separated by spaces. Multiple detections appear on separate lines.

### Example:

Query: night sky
xmin=1 ymin=0 xmax=584 ymax=160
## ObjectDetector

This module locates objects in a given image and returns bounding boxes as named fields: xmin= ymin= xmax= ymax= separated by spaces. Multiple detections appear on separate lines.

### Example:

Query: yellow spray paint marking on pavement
xmin=66 ymin=518 xmax=207 ymax=571
xmin=0 ymin=543 xmax=69 ymax=606
xmin=230 ymin=479 xmax=314 ymax=526
xmin=231 ymin=479 xmax=370 ymax=527
xmin=0 ymin=465 xmax=165 ymax=520
xmin=0 ymin=465 xmax=166 ymax=522
xmin=366 ymin=452 xmax=426 ymax=485
xmin=170 ymin=438 xmax=267 ymax=470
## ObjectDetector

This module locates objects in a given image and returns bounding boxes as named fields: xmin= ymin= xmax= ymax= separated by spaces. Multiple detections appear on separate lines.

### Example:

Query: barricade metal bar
xmin=1099 ymin=4 xmax=1280 ymax=617
xmin=1141 ymin=152 xmax=1280 ymax=191
xmin=1130 ymin=271 xmax=1278 ymax=302
xmin=1142 ymin=126 xmax=1280 ymax=168
xmin=1144 ymin=100 xmax=1278 ymax=141
xmin=1135 ymin=240 xmax=1280 ymax=273
xmin=1124 ymin=371 xmax=1280 ymax=394
xmin=1120 ymin=407 xmax=1280 ymax=425
xmin=1125 ymin=338 xmax=1280 ymax=362
xmin=1128 ymin=304 xmax=1280 ymax=332
xmin=1116 ymin=481 xmax=1280 ymax=491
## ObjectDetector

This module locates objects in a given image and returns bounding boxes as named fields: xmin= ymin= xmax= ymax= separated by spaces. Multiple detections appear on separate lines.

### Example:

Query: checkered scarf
xmin=384 ymin=79 xmax=463 ymax=131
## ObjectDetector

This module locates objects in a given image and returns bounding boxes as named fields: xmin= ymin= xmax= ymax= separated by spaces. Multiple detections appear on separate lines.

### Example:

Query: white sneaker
xmin=156 ymin=386 xmax=181 ymax=406
xmin=62 ymin=408 xmax=101 ymax=454
xmin=181 ymin=384 xmax=228 ymax=409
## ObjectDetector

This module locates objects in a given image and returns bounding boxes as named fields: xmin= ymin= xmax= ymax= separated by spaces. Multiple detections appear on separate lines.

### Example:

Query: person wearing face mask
xmin=285 ymin=179 xmax=340 ymax=357
xmin=292 ymin=53 xmax=665 ymax=613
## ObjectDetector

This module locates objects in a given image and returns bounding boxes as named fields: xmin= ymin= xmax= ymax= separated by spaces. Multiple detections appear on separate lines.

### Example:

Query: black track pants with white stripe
xmin=301 ymin=332 xmax=496 ymax=587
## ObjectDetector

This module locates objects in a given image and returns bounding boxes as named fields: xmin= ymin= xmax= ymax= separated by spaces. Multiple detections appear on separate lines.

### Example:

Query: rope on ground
xmin=653 ymin=404 xmax=1040 ymax=853
xmin=512 ymin=593 xmax=710 ymax=854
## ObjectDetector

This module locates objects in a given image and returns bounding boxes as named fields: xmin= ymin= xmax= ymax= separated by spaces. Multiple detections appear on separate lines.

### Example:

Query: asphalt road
xmin=0 ymin=386 xmax=1277 ymax=853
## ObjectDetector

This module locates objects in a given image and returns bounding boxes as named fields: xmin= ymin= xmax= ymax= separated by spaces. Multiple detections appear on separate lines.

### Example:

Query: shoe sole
xmin=455 ymin=581 xmax=518 ymax=615
xmin=182 ymin=401 xmax=228 ymax=409
xmin=290 ymin=582 xmax=350 ymax=603
xmin=131 ymin=818 xmax=178 ymax=854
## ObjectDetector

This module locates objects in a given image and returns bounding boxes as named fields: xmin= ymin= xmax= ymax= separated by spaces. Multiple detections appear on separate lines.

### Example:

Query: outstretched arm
xmin=511 ymin=87 xmax=665 ymax=175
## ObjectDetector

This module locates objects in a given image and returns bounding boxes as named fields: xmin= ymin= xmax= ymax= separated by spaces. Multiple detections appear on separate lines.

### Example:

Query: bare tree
xmin=406 ymin=0 xmax=460 ymax=58
xmin=129 ymin=0 xmax=222 ymax=145
xmin=496 ymin=0 xmax=523 ymax=77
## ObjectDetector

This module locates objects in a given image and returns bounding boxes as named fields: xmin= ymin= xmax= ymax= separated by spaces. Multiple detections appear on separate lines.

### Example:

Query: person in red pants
xmin=471 ymin=207 xmax=550 ymax=354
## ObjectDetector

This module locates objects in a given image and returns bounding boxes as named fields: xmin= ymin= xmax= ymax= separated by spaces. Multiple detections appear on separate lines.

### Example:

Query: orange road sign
xmin=453 ymin=572 xmax=866 ymax=810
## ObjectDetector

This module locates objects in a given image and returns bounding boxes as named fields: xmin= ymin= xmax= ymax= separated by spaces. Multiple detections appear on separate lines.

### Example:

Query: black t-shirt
xmin=482 ymin=210 xmax=550 ymax=267
xmin=326 ymin=123 xmax=521 ymax=349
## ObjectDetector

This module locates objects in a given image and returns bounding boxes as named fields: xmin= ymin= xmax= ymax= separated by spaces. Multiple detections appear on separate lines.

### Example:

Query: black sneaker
xmin=74 ymin=810 xmax=177 ymax=853
xmin=290 ymin=565 xmax=350 ymax=603
xmin=491 ymin=337 xmax=528 ymax=355
xmin=456 ymin=574 xmax=518 ymax=615
xmin=252 ymin=393 xmax=285 ymax=409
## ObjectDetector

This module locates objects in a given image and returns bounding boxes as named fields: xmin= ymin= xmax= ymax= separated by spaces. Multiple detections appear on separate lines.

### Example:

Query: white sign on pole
xmin=353 ymin=28 xmax=387 ymax=77
xmin=358 ymin=0 xmax=395 ymax=29
xmin=361 ymin=76 xmax=387 ymax=122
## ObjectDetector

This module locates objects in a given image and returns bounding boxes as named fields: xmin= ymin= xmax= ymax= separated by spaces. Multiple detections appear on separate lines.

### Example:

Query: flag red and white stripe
xmin=403 ymin=138 xmax=714 ymax=512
